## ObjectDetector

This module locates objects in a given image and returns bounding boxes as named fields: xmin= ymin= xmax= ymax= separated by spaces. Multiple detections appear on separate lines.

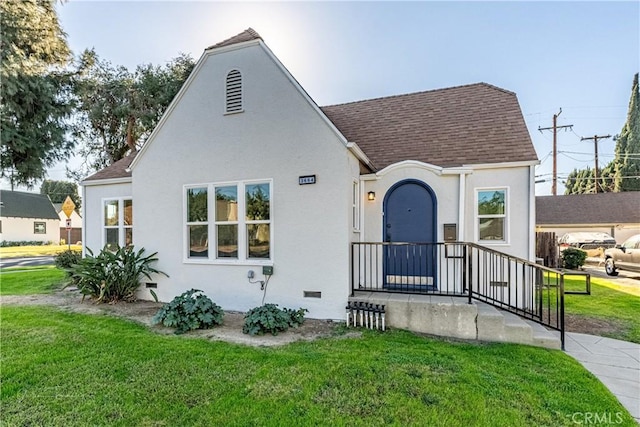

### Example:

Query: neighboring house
xmin=53 ymin=203 xmax=83 ymax=244
xmin=536 ymin=192 xmax=640 ymax=243
xmin=82 ymin=29 xmax=539 ymax=320
xmin=0 ymin=190 xmax=60 ymax=244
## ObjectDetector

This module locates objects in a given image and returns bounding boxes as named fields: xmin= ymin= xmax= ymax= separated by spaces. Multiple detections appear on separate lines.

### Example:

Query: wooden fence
xmin=536 ymin=231 xmax=558 ymax=268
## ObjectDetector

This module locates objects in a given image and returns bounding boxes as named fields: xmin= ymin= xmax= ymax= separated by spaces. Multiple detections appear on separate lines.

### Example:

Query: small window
xmin=477 ymin=189 xmax=507 ymax=243
xmin=352 ymin=180 xmax=360 ymax=231
xmin=225 ymin=70 xmax=243 ymax=113
xmin=187 ymin=188 xmax=208 ymax=258
xmin=103 ymin=198 xmax=133 ymax=250
xmin=34 ymin=222 xmax=46 ymax=234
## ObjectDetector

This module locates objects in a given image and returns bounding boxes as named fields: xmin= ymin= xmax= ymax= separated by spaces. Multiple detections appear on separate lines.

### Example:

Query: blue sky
xmin=47 ymin=0 xmax=639 ymax=195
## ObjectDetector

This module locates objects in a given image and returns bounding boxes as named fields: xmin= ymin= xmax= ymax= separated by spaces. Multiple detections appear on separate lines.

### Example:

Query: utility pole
xmin=539 ymin=108 xmax=573 ymax=195
xmin=580 ymin=134 xmax=612 ymax=193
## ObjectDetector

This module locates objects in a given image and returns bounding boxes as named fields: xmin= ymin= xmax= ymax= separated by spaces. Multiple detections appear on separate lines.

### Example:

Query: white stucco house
xmin=82 ymin=29 xmax=539 ymax=321
xmin=0 ymin=190 xmax=60 ymax=244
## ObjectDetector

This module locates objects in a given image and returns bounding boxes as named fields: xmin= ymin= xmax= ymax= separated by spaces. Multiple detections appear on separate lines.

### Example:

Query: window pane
xmin=479 ymin=218 xmax=504 ymax=241
xmin=215 ymin=186 xmax=238 ymax=221
xmin=125 ymin=228 xmax=133 ymax=247
xmin=217 ymin=224 xmax=238 ymax=258
xmin=478 ymin=190 xmax=505 ymax=215
xmin=188 ymin=225 xmax=208 ymax=258
xmin=105 ymin=228 xmax=119 ymax=251
xmin=34 ymin=222 xmax=46 ymax=234
xmin=187 ymin=188 xmax=208 ymax=222
xmin=246 ymin=183 xmax=270 ymax=221
xmin=247 ymin=224 xmax=270 ymax=259
xmin=104 ymin=200 xmax=119 ymax=226
xmin=124 ymin=200 xmax=133 ymax=225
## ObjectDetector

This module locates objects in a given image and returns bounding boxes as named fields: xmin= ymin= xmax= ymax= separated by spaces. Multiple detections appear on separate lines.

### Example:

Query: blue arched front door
xmin=383 ymin=180 xmax=437 ymax=289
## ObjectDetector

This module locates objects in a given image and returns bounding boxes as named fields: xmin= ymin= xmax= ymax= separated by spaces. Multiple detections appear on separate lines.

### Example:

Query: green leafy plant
xmin=152 ymin=289 xmax=224 ymax=334
xmin=561 ymin=247 xmax=587 ymax=270
xmin=243 ymin=303 xmax=308 ymax=336
xmin=66 ymin=246 xmax=167 ymax=303
xmin=54 ymin=249 xmax=81 ymax=274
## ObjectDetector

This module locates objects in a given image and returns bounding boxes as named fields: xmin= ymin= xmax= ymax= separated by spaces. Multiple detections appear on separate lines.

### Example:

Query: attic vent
xmin=225 ymin=69 xmax=243 ymax=113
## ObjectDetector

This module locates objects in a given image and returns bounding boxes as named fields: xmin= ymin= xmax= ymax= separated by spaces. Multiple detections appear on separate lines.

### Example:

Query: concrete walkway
xmin=565 ymin=332 xmax=640 ymax=423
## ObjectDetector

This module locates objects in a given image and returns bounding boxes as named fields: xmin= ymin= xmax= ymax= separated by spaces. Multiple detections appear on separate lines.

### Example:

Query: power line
xmin=580 ymin=134 xmax=612 ymax=193
xmin=538 ymin=108 xmax=573 ymax=196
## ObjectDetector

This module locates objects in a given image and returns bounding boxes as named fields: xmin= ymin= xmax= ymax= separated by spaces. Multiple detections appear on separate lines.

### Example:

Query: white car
xmin=604 ymin=234 xmax=640 ymax=276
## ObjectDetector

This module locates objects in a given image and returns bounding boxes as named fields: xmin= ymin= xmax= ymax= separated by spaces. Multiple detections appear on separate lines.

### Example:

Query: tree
xmin=40 ymin=179 xmax=81 ymax=210
xmin=69 ymin=50 xmax=195 ymax=179
xmin=0 ymin=0 xmax=74 ymax=188
xmin=613 ymin=73 xmax=640 ymax=191
xmin=564 ymin=73 xmax=640 ymax=194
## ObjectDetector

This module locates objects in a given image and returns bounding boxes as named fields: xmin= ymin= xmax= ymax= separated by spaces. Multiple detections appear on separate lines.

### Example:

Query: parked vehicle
xmin=604 ymin=234 xmax=640 ymax=276
xmin=558 ymin=232 xmax=617 ymax=251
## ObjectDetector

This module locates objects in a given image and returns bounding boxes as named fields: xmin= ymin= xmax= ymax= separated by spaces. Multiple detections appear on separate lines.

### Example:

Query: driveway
xmin=0 ymin=256 xmax=55 ymax=269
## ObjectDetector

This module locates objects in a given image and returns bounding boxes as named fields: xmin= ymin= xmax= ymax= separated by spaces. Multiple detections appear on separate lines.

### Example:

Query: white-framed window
xmin=103 ymin=198 xmax=133 ymax=250
xmin=184 ymin=180 xmax=272 ymax=263
xmin=225 ymin=69 xmax=243 ymax=114
xmin=34 ymin=222 xmax=46 ymax=234
xmin=352 ymin=180 xmax=360 ymax=231
xmin=476 ymin=188 xmax=508 ymax=243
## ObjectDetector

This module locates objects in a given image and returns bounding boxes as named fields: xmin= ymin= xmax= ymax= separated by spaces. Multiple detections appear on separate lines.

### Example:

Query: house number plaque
xmin=298 ymin=175 xmax=316 ymax=185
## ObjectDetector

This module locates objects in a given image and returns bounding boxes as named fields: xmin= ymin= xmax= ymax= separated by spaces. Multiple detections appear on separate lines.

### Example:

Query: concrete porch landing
xmin=350 ymin=292 xmax=561 ymax=350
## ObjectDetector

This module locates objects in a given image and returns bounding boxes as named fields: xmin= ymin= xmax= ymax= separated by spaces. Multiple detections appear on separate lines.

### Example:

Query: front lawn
xmin=0 ymin=244 xmax=81 ymax=258
xmin=0 ymin=267 xmax=66 ymax=295
xmin=564 ymin=275 xmax=640 ymax=343
xmin=1 ymin=306 xmax=634 ymax=426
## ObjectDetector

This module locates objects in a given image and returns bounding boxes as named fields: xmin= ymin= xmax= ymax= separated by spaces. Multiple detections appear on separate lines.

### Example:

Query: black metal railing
xmin=351 ymin=242 xmax=565 ymax=348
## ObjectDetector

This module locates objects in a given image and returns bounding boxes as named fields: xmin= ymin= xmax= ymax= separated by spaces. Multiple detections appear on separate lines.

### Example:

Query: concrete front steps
xmin=350 ymin=292 xmax=561 ymax=350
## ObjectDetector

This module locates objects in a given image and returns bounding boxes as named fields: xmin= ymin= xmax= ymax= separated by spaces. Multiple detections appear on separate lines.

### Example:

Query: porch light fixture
xmin=367 ymin=191 xmax=376 ymax=201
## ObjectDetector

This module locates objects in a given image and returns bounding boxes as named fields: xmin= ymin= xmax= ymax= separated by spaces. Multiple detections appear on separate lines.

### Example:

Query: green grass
xmin=564 ymin=275 xmax=640 ymax=343
xmin=0 ymin=267 xmax=66 ymax=295
xmin=0 ymin=306 xmax=634 ymax=427
xmin=0 ymin=244 xmax=81 ymax=258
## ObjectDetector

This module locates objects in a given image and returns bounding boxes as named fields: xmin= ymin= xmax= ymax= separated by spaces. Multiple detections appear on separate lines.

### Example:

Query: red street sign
xmin=66 ymin=218 xmax=72 ymax=230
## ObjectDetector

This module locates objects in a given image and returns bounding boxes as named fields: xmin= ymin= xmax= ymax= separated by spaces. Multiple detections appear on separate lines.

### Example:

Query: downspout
xmin=529 ymin=165 xmax=536 ymax=261
xmin=81 ymin=184 xmax=86 ymax=258
xmin=458 ymin=172 xmax=467 ymax=241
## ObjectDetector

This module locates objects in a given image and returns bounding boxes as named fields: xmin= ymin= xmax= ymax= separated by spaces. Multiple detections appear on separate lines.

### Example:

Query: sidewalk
xmin=565 ymin=332 xmax=640 ymax=423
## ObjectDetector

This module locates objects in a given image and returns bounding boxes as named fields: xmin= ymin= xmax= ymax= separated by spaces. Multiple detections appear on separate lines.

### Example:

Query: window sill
xmin=183 ymin=258 xmax=273 ymax=266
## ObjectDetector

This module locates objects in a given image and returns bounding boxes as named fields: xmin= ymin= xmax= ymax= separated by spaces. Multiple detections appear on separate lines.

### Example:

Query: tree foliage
xmin=565 ymin=73 xmax=640 ymax=194
xmin=40 ymin=179 xmax=81 ymax=210
xmin=70 ymin=50 xmax=195 ymax=179
xmin=0 ymin=0 xmax=74 ymax=188
xmin=613 ymin=73 xmax=640 ymax=192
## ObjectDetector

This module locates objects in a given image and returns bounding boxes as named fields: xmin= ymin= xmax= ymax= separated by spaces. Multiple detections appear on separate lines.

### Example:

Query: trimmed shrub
xmin=152 ymin=289 xmax=224 ymax=334
xmin=561 ymin=247 xmax=587 ymax=269
xmin=67 ymin=246 xmax=167 ymax=302
xmin=243 ymin=304 xmax=308 ymax=336
xmin=55 ymin=249 xmax=81 ymax=274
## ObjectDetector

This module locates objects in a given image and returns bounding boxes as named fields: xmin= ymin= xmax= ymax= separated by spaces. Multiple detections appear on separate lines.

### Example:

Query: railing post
xmin=560 ymin=273 xmax=565 ymax=350
xmin=465 ymin=244 xmax=472 ymax=305
xmin=350 ymin=243 xmax=354 ymax=297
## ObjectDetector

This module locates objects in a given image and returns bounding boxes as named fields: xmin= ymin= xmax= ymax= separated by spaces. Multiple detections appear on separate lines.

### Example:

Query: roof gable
xmin=321 ymin=83 xmax=538 ymax=169
xmin=0 ymin=190 xmax=59 ymax=220
xmin=82 ymin=152 xmax=137 ymax=182
xmin=84 ymin=31 xmax=538 ymax=182
xmin=536 ymin=192 xmax=640 ymax=225
xmin=206 ymin=28 xmax=262 ymax=50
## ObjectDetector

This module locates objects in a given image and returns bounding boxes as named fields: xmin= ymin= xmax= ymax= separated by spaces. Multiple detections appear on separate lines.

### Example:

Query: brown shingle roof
xmin=536 ymin=192 xmax=640 ymax=225
xmin=83 ymin=152 xmax=137 ymax=182
xmin=206 ymin=28 xmax=262 ymax=50
xmin=321 ymin=83 xmax=537 ymax=169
